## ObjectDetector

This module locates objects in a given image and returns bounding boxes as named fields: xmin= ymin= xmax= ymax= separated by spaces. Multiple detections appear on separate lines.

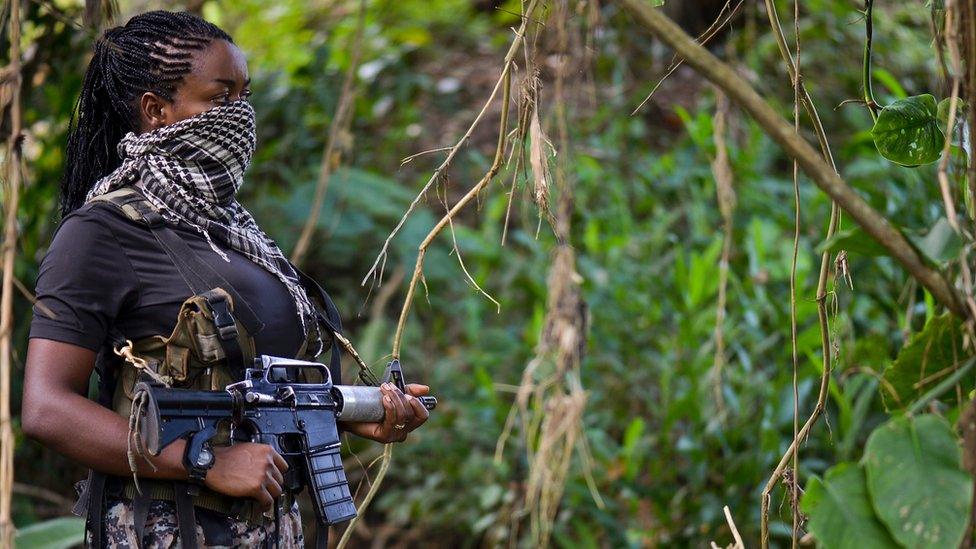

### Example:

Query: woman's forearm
xmin=22 ymin=338 xmax=188 ymax=480
xmin=24 ymin=390 xmax=188 ymax=480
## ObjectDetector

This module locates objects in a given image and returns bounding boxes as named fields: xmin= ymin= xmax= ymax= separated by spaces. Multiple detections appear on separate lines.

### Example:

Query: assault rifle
xmin=131 ymin=355 xmax=436 ymax=530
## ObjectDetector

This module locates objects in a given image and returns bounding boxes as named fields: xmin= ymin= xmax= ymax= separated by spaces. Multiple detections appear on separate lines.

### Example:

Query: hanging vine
xmin=337 ymin=2 xmax=542 ymax=546
xmin=0 ymin=0 xmax=23 ymax=544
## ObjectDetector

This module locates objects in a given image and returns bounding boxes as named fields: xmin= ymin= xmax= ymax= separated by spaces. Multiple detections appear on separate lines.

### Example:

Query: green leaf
xmin=819 ymin=219 xmax=962 ymax=266
xmin=622 ymin=418 xmax=646 ymax=481
xmin=907 ymin=217 xmax=962 ymax=265
xmin=14 ymin=517 xmax=87 ymax=549
xmin=873 ymin=68 xmax=908 ymax=100
xmin=871 ymin=94 xmax=945 ymax=166
xmin=883 ymin=313 xmax=972 ymax=409
xmin=937 ymin=97 xmax=967 ymax=128
xmin=801 ymin=463 xmax=900 ymax=549
xmin=863 ymin=415 xmax=973 ymax=549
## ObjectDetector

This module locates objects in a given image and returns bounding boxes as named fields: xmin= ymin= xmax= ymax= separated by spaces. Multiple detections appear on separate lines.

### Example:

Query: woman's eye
xmin=213 ymin=91 xmax=251 ymax=105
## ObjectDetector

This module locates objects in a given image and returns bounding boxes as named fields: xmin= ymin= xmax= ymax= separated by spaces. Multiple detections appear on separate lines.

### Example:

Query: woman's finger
xmin=265 ymin=471 xmax=283 ymax=499
xmin=388 ymin=384 xmax=414 ymax=426
xmin=258 ymin=487 xmax=273 ymax=509
xmin=268 ymin=461 xmax=284 ymax=486
xmin=381 ymin=386 xmax=399 ymax=427
xmin=405 ymin=394 xmax=429 ymax=428
xmin=271 ymin=450 xmax=289 ymax=473
xmin=381 ymin=384 xmax=414 ymax=442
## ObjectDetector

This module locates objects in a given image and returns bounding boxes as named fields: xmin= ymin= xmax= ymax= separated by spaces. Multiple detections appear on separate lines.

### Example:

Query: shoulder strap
xmin=294 ymin=267 xmax=344 ymax=385
xmin=93 ymin=327 xmax=126 ymax=407
xmin=92 ymin=188 xmax=265 ymax=337
xmin=173 ymin=482 xmax=200 ymax=549
xmin=295 ymin=268 xmax=342 ymax=332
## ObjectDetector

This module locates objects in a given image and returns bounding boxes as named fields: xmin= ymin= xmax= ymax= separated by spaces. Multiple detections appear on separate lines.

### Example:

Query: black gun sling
xmin=75 ymin=325 xmax=125 ymax=549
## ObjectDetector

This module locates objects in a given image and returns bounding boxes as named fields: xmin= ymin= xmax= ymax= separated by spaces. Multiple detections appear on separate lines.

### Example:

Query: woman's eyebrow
xmin=212 ymin=77 xmax=251 ymax=87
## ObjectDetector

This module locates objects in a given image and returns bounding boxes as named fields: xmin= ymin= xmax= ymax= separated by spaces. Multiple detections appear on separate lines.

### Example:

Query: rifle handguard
xmin=332 ymin=386 xmax=437 ymax=423
xmin=332 ymin=385 xmax=385 ymax=422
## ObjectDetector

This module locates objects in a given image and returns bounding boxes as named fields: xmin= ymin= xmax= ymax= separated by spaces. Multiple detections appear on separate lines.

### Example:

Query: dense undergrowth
xmin=4 ymin=0 xmax=975 ymax=547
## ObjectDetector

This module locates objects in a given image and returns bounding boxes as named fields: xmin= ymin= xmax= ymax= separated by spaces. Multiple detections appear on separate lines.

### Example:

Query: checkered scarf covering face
xmin=86 ymin=100 xmax=321 ymax=350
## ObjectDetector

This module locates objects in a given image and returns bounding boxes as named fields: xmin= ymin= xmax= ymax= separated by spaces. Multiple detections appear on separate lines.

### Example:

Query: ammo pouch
xmin=112 ymin=288 xmax=254 ymax=418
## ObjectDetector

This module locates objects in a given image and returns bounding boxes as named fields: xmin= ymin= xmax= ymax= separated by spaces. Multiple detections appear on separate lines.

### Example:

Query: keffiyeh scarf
xmin=86 ymin=100 xmax=320 ymax=349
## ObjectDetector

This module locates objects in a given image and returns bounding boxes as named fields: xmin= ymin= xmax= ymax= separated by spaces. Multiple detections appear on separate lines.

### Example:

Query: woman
xmin=21 ymin=10 xmax=429 ymax=547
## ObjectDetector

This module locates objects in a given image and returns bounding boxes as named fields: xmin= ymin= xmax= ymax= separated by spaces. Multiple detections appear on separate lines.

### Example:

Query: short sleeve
xmin=29 ymin=205 xmax=140 ymax=351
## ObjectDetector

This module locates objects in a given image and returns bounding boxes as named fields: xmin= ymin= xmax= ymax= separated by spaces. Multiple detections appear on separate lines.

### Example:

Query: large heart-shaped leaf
xmin=882 ymin=313 xmax=972 ymax=410
xmin=871 ymin=94 xmax=945 ymax=166
xmin=863 ymin=414 xmax=973 ymax=549
xmin=801 ymin=463 xmax=900 ymax=549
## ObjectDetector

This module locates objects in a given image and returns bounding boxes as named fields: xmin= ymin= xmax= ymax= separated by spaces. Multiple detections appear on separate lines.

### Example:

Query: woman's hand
xmin=204 ymin=443 xmax=289 ymax=509
xmin=341 ymin=383 xmax=431 ymax=443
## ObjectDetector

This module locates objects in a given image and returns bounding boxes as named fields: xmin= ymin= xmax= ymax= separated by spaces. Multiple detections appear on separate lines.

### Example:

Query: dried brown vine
xmin=336 ymin=2 xmax=541 ymax=546
xmin=0 ymin=0 xmax=22 ymax=543
xmin=709 ymin=87 xmax=735 ymax=417
xmin=291 ymin=0 xmax=367 ymax=267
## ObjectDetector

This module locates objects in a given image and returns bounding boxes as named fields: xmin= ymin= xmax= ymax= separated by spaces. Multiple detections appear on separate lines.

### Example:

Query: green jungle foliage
xmin=4 ymin=0 xmax=976 ymax=547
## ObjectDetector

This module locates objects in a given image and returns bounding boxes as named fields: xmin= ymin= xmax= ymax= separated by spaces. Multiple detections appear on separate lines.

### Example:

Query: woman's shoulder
xmin=32 ymin=200 xmax=145 ymax=351
xmin=51 ymin=199 xmax=146 ymax=249
xmin=63 ymin=198 xmax=140 ymax=227
xmin=37 ymin=200 xmax=155 ymax=282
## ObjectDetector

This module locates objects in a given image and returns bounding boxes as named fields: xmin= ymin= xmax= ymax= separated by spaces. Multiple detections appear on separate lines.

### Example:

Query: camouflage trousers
xmin=88 ymin=496 xmax=304 ymax=548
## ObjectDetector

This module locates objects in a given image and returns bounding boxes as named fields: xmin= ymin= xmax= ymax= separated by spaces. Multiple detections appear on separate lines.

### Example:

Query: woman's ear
xmin=138 ymin=92 xmax=170 ymax=133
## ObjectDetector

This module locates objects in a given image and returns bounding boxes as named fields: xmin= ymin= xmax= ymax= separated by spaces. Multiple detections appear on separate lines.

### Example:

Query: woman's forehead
xmin=185 ymin=39 xmax=249 ymax=88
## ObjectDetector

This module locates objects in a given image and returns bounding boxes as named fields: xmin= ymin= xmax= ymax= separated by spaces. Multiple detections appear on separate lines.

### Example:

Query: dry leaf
xmin=529 ymin=107 xmax=553 ymax=216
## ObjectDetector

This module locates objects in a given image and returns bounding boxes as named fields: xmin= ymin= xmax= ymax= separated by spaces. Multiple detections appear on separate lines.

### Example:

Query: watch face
xmin=197 ymin=447 xmax=214 ymax=468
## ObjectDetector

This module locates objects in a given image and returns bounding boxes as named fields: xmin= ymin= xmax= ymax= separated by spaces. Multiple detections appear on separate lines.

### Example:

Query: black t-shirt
xmin=29 ymin=201 xmax=305 ymax=357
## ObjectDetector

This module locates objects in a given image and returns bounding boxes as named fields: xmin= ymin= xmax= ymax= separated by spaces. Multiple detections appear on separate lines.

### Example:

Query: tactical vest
xmin=76 ymin=188 xmax=344 ymax=549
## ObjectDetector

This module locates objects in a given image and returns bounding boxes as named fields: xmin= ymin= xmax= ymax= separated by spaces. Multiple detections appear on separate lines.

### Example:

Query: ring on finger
xmin=394 ymin=423 xmax=406 ymax=430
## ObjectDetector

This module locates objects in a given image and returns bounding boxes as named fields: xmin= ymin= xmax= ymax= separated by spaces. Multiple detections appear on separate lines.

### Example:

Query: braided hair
xmin=60 ymin=10 xmax=233 ymax=216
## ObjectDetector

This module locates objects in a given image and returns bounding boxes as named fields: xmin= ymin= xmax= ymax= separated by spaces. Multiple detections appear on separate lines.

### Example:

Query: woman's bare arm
xmin=22 ymin=338 xmax=189 ymax=479
xmin=22 ymin=338 xmax=288 ymax=507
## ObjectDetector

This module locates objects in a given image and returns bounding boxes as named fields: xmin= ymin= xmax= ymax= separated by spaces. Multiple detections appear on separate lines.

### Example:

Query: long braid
xmin=60 ymin=11 xmax=232 ymax=216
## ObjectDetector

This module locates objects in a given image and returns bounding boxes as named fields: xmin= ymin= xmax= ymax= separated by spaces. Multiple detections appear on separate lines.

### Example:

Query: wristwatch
xmin=183 ymin=436 xmax=216 ymax=484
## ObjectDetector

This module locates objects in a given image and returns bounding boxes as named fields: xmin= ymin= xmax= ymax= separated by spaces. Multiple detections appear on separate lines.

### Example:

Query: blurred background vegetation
xmin=2 ymin=0 xmax=972 ymax=547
